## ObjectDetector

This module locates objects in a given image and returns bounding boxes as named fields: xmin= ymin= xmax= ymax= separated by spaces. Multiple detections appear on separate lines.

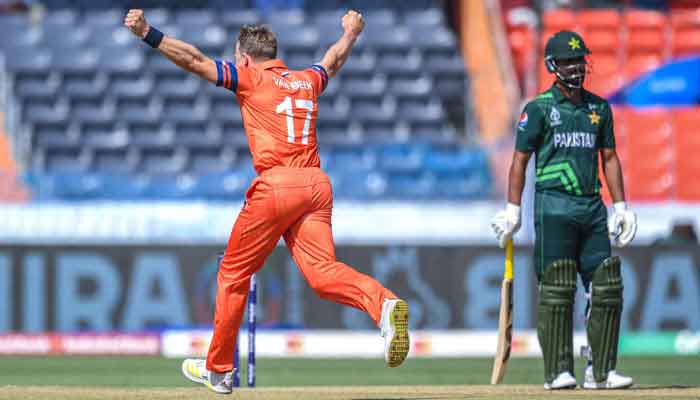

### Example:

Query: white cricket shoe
xmin=181 ymin=358 xmax=233 ymax=394
xmin=583 ymin=365 xmax=634 ymax=389
xmin=380 ymin=298 xmax=410 ymax=368
xmin=543 ymin=371 xmax=577 ymax=390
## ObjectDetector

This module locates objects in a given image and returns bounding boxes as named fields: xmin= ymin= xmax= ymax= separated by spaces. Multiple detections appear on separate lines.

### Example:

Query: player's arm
xmin=124 ymin=9 xmax=218 ymax=84
xmin=507 ymin=151 xmax=532 ymax=206
xmin=317 ymin=10 xmax=364 ymax=78
xmin=601 ymin=148 xmax=625 ymax=203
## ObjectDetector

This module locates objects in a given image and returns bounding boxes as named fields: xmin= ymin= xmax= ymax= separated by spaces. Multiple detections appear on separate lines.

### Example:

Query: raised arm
xmin=318 ymin=10 xmax=364 ymax=78
xmin=124 ymin=9 xmax=218 ymax=84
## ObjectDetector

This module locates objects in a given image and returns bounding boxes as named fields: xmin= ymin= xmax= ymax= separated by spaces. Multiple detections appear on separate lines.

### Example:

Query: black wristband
xmin=143 ymin=26 xmax=164 ymax=48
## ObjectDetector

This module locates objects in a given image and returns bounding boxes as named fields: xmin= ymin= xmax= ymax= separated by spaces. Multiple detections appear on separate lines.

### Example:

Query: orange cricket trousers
xmin=206 ymin=167 xmax=397 ymax=373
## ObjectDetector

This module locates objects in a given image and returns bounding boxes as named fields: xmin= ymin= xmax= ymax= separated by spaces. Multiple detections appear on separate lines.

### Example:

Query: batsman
xmin=491 ymin=31 xmax=637 ymax=390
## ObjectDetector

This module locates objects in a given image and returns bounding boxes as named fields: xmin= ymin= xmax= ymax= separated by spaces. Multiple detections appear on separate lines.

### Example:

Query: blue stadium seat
xmin=361 ymin=26 xmax=410 ymax=51
xmin=44 ymin=146 xmax=90 ymax=173
xmin=64 ymin=75 xmax=108 ymax=101
xmin=4 ymin=48 xmax=51 ymax=75
xmin=434 ymin=170 xmax=491 ymax=199
xmin=343 ymin=75 xmax=386 ymax=100
xmin=111 ymin=76 xmax=154 ymax=101
xmin=0 ymin=14 xmax=31 ymax=32
xmin=276 ymin=26 xmax=318 ymax=52
xmin=71 ymin=100 xmax=115 ymax=124
xmin=191 ymin=170 xmax=252 ymax=200
xmin=43 ymin=10 xmax=78 ymax=28
xmin=424 ymin=54 xmax=466 ymax=78
xmin=32 ymin=121 xmax=74 ymax=148
xmin=363 ymin=9 xmax=397 ymax=28
xmin=179 ymin=25 xmax=227 ymax=52
xmin=156 ymin=77 xmax=201 ymax=100
xmin=321 ymin=76 xmax=341 ymax=98
xmin=403 ymin=8 xmax=445 ymax=28
xmin=435 ymin=76 xmax=466 ymax=99
xmin=147 ymin=53 xmax=186 ymax=77
xmin=189 ymin=147 xmax=233 ymax=173
xmin=42 ymin=172 xmax=104 ymax=200
xmin=0 ymin=25 xmax=40 ymax=51
xmin=174 ymin=9 xmax=216 ymax=26
xmin=385 ymin=171 xmax=436 ymax=200
xmin=162 ymin=99 xmax=208 ymax=123
xmin=410 ymin=26 xmax=457 ymax=54
xmin=139 ymin=148 xmax=186 ymax=174
xmin=174 ymin=121 xmax=221 ymax=147
xmin=378 ymin=143 xmax=426 ymax=173
xmin=397 ymin=100 xmax=445 ymax=124
xmin=128 ymin=122 xmax=173 ymax=147
xmin=15 ymin=76 xmax=60 ymax=101
xmin=23 ymin=101 xmax=69 ymax=125
xmin=99 ymin=173 xmax=148 ymax=199
xmin=424 ymin=148 xmax=488 ymax=174
xmin=42 ymin=25 xmax=89 ymax=48
xmin=352 ymin=98 xmax=396 ymax=123
xmin=220 ymin=9 xmax=261 ymax=30
xmin=141 ymin=8 xmax=171 ymax=26
xmin=83 ymin=9 xmax=123 ymax=28
xmin=326 ymin=146 xmax=376 ymax=172
xmin=388 ymin=76 xmax=432 ymax=100
xmin=141 ymin=173 xmax=196 ymax=200
xmin=52 ymin=47 xmax=99 ymax=76
xmin=99 ymin=47 xmax=145 ymax=76
xmin=377 ymin=52 xmax=422 ymax=77
xmin=93 ymin=148 xmax=135 ymax=173
xmin=338 ymin=52 xmax=376 ymax=78
xmin=266 ymin=9 xmax=305 ymax=28
xmin=80 ymin=121 xmax=126 ymax=148
xmin=220 ymin=125 xmax=248 ymax=149
xmin=410 ymin=122 xmax=456 ymax=143
xmin=118 ymin=99 xmax=161 ymax=124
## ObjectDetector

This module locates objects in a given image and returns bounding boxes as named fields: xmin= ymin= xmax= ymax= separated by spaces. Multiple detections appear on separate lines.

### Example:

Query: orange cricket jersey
xmin=215 ymin=59 xmax=328 ymax=174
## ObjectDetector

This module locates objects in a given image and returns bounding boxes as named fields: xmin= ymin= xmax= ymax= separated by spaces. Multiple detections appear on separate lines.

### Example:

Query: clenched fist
xmin=342 ymin=10 xmax=364 ymax=37
xmin=124 ymin=9 xmax=150 ymax=39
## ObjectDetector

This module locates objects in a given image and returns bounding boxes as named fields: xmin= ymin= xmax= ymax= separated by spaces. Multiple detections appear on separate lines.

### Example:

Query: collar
xmin=259 ymin=59 xmax=288 ymax=70
xmin=550 ymin=84 xmax=591 ymax=105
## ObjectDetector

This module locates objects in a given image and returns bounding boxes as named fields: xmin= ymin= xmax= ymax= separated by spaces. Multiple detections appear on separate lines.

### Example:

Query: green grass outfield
xmin=0 ymin=356 xmax=698 ymax=399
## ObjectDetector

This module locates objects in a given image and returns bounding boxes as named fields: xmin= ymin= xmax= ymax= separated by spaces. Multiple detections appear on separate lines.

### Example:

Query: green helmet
xmin=544 ymin=31 xmax=591 ymax=89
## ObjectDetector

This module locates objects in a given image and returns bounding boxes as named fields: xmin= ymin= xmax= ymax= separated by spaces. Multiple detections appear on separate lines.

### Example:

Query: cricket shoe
xmin=181 ymin=358 xmax=233 ymax=394
xmin=380 ymin=298 xmax=410 ymax=368
xmin=583 ymin=365 xmax=634 ymax=389
xmin=543 ymin=372 xmax=577 ymax=390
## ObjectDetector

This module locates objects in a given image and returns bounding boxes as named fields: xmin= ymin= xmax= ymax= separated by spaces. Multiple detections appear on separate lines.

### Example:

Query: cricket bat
xmin=490 ymin=239 xmax=514 ymax=385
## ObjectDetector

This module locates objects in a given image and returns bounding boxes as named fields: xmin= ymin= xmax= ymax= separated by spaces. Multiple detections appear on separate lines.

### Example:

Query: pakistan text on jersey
xmin=273 ymin=77 xmax=313 ymax=91
xmin=553 ymin=132 xmax=596 ymax=149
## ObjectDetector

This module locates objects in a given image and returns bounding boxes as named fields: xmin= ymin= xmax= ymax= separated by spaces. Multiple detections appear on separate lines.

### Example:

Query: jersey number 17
xmin=276 ymin=96 xmax=314 ymax=145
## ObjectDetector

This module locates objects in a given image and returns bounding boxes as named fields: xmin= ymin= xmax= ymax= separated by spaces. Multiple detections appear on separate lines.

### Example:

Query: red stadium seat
xmin=670 ymin=9 xmax=700 ymax=29
xmin=621 ymin=108 xmax=674 ymax=201
xmin=623 ymin=54 xmax=662 ymax=82
xmin=672 ymin=108 xmax=700 ymax=200
xmin=579 ymin=9 xmax=621 ymax=32
xmin=585 ymin=30 xmax=620 ymax=55
xmin=624 ymin=9 xmax=668 ymax=31
xmin=672 ymin=28 xmax=700 ymax=57
xmin=586 ymin=54 xmax=623 ymax=97
xmin=626 ymin=29 xmax=666 ymax=57
xmin=542 ymin=9 xmax=577 ymax=32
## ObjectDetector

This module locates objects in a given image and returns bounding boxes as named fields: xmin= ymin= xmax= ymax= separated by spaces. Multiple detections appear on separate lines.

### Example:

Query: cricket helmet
xmin=544 ymin=31 xmax=591 ymax=89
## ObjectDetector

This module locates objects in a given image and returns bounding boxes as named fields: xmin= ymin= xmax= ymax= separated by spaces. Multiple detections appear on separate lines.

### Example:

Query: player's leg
xmin=579 ymin=202 xmax=632 ymax=389
xmin=283 ymin=179 xmax=408 ymax=367
xmin=183 ymin=179 xmax=286 ymax=393
xmin=534 ymin=192 xmax=579 ymax=389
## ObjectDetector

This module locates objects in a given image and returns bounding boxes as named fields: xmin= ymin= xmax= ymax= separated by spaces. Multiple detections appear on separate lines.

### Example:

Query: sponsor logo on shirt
xmin=273 ymin=76 xmax=313 ymax=90
xmin=518 ymin=112 xmax=528 ymax=130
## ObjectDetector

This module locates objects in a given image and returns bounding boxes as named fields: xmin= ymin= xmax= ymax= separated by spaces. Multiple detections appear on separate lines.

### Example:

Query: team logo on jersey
xmin=518 ymin=112 xmax=528 ymax=130
xmin=589 ymin=111 xmax=601 ymax=125
xmin=550 ymin=107 xmax=562 ymax=126
xmin=588 ymin=103 xmax=597 ymax=110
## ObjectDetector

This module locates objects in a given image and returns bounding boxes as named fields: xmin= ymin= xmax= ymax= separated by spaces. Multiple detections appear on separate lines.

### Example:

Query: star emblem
xmin=568 ymin=37 xmax=581 ymax=50
xmin=589 ymin=111 xmax=601 ymax=125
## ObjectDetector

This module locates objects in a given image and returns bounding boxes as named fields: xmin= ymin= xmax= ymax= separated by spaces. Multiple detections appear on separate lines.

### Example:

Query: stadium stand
xmin=0 ymin=1 xmax=492 ymax=201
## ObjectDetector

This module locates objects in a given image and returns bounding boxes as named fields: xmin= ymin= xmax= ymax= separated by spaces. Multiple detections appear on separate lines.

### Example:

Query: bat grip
xmin=504 ymin=240 xmax=514 ymax=280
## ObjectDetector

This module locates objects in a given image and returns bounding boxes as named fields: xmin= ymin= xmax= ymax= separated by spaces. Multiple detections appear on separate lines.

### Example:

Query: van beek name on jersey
xmin=273 ymin=76 xmax=313 ymax=90
xmin=553 ymin=132 xmax=596 ymax=149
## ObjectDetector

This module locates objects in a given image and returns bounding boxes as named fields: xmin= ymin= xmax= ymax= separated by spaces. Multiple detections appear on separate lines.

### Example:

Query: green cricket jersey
xmin=516 ymin=85 xmax=615 ymax=196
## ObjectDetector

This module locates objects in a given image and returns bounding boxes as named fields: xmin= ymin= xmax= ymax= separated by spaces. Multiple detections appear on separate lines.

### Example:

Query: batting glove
xmin=608 ymin=202 xmax=637 ymax=248
xmin=491 ymin=203 xmax=521 ymax=248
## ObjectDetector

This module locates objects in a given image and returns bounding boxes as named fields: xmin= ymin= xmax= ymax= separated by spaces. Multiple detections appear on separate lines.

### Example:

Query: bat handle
xmin=504 ymin=239 xmax=514 ymax=280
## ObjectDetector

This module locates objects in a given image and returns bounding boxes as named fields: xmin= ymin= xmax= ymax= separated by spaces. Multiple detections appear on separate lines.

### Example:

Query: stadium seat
xmin=4 ymin=48 xmax=51 ymax=76
xmin=403 ymin=8 xmax=445 ymax=29
xmin=624 ymin=9 xmax=668 ymax=31
xmin=173 ymin=121 xmax=221 ymax=147
xmin=174 ymin=9 xmax=216 ymax=26
xmin=362 ymin=26 xmax=411 ymax=52
xmin=339 ymin=52 xmax=376 ymax=78
xmin=93 ymin=148 xmax=135 ymax=173
xmin=378 ymin=143 xmax=426 ymax=173
xmin=156 ymin=77 xmax=201 ymax=100
xmin=423 ymin=54 xmax=465 ymax=77
xmin=276 ymin=26 xmax=319 ymax=52
xmin=139 ymin=147 xmax=186 ymax=174
xmin=377 ymin=52 xmax=422 ymax=78
xmin=43 ymin=25 xmax=89 ymax=48
xmin=219 ymin=9 xmax=261 ymax=29
xmin=671 ymin=28 xmax=700 ymax=57
xmin=192 ymin=170 xmax=252 ymax=200
xmin=579 ymin=9 xmax=621 ymax=32
xmin=541 ymin=9 xmax=577 ymax=32
xmin=586 ymin=54 xmax=624 ymax=97
xmin=626 ymin=29 xmax=666 ymax=58
xmin=388 ymin=77 xmax=432 ymax=100
xmin=343 ymin=75 xmax=386 ymax=100
xmin=52 ymin=47 xmax=100 ymax=76
xmin=111 ymin=76 xmax=154 ymax=101
xmin=623 ymin=54 xmax=662 ymax=82
xmin=364 ymin=9 xmax=397 ymax=29
xmin=580 ymin=30 xmax=619 ymax=55
xmin=266 ymin=9 xmax=305 ymax=28
xmin=71 ymin=99 xmax=115 ymax=124
xmin=80 ymin=121 xmax=126 ymax=148
xmin=621 ymin=108 xmax=674 ymax=201
xmin=15 ymin=76 xmax=60 ymax=102
xmin=178 ymin=25 xmax=227 ymax=53
xmin=385 ymin=171 xmax=436 ymax=200
xmin=189 ymin=147 xmax=233 ymax=173
xmin=410 ymin=26 xmax=457 ymax=54
xmin=44 ymin=146 xmax=90 ymax=173
xmin=672 ymin=108 xmax=700 ymax=201
xmin=32 ymin=121 xmax=75 ymax=147
xmin=128 ymin=122 xmax=172 ymax=147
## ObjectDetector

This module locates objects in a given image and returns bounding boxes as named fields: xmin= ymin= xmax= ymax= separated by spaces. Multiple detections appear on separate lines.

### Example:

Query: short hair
xmin=238 ymin=24 xmax=277 ymax=60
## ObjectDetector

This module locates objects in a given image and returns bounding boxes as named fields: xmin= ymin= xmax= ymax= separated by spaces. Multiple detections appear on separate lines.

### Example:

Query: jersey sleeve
xmin=215 ymin=60 xmax=255 ymax=98
xmin=304 ymin=64 xmax=329 ymax=97
xmin=515 ymin=102 xmax=545 ymax=152
xmin=599 ymin=102 xmax=616 ymax=149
